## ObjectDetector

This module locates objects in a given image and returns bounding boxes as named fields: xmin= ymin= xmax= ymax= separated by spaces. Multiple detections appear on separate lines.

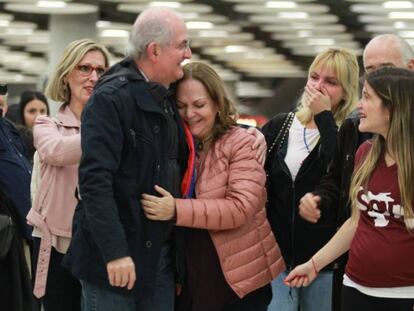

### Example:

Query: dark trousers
xmin=341 ymin=285 xmax=414 ymax=311
xmin=32 ymin=237 xmax=81 ymax=311
xmin=223 ymin=284 xmax=272 ymax=311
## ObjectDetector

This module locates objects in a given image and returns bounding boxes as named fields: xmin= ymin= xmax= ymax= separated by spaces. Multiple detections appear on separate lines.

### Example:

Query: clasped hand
xmin=283 ymin=260 xmax=318 ymax=288
xmin=141 ymin=185 xmax=176 ymax=221
xmin=299 ymin=193 xmax=321 ymax=223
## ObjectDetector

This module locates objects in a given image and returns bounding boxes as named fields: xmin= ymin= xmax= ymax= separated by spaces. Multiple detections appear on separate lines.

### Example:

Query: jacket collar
xmin=55 ymin=104 xmax=80 ymax=128
xmin=97 ymin=57 xmax=173 ymax=113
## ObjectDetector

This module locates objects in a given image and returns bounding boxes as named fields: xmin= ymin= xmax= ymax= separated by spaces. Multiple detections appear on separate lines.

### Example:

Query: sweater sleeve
xmin=175 ymin=129 xmax=266 ymax=230
xmin=79 ymin=92 xmax=129 ymax=263
xmin=314 ymin=110 xmax=338 ymax=165
xmin=313 ymin=118 xmax=353 ymax=210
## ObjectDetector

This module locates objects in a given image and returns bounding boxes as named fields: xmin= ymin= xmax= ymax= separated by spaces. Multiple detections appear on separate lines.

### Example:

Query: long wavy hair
xmin=350 ymin=67 xmax=414 ymax=230
xmin=296 ymin=48 xmax=359 ymax=127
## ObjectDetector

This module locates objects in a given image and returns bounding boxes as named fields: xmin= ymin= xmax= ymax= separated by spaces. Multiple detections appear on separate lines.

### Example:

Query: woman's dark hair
xmin=18 ymin=90 xmax=49 ymax=126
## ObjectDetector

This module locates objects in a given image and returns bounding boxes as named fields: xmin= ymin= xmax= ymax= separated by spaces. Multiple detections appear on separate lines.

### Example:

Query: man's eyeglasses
xmin=76 ymin=64 xmax=106 ymax=78
xmin=179 ymin=40 xmax=190 ymax=51
xmin=173 ymin=40 xmax=190 ymax=52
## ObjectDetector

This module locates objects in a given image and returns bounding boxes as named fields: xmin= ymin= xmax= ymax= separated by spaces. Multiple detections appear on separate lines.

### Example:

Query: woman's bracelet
xmin=311 ymin=257 xmax=319 ymax=274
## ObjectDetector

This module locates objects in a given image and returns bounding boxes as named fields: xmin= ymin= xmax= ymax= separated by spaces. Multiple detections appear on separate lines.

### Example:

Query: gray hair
xmin=364 ymin=34 xmax=414 ymax=67
xmin=127 ymin=7 xmax=181 ymax=59
xmin=397 ymin=36 xmax=414 ymax=65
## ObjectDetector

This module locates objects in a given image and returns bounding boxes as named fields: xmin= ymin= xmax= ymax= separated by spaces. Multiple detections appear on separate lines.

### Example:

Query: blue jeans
xmin=268 ymin=270 xmax=333 ymax=311
xmin=80 ymin=244 xmax=175 ymax=311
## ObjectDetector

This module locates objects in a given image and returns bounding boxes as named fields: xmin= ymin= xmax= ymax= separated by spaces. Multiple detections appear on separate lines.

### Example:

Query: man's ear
xmin=407 ymin=59 xmax=414 ymax=71
xmin=147 ymin=42 xmax=159 ymax=61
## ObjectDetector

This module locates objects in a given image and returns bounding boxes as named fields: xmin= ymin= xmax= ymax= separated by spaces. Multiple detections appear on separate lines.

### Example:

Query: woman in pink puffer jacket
xmin=141 ymin=61 xmax=284 ymax=311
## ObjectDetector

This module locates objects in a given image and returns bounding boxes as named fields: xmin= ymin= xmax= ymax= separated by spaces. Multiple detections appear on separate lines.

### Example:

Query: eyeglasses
xmin=178 ymin=40 xmax=190 ymax=51
xmin=168 ymin=40 xmax=190 ymax=52
xmin=76 ymin=64 xmax=106 ymax=78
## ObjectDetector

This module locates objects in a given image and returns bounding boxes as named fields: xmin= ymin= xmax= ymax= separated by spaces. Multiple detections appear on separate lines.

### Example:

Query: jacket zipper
xmin=276 ymin=153 xmax=297 ymax=270
xmin=129 ymin=128 xmax=137 ymax=148
xmin=280 ymin=142 xmax=319 ymax=270
xmin=289 ymin=181 xmax=296 ymax=270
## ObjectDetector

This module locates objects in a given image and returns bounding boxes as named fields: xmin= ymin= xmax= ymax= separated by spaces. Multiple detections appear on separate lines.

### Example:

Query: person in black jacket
xmin=0 ymin=93 xmax=32 ymax=242
xmin=63 ymin=8 xmax=193 ymax=311
xmin=0 ymin=189 xmax=36 ymax=311
xmin=298 ymin=34 xmax=414 ymax=311
xmin=264 ymin=48 xmax=360 ymax=311
xmin=0 ymin=90 xmax=35 ymax=311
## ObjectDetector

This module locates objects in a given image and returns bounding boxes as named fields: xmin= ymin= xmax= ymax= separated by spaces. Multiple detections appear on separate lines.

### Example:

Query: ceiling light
xmin=199 ymin=30 xmax=228 ymax=37
xmin=101 ymin=29 xmax=129 ymax=37
xmin=291 ymin=23 xmax=314 ymax=29
xmin=398 ymin=31 xmax=414 ymax=38
xmin=186 ymin=21 xmax=213 ymax=29
xmin=179 ymin=12 xmax=199 ymax=19
xmin=225 ymin=45 xmax=250 ymax=53
xmin=96 ymin=21 xmax=112 ymax=28
xmin=244 ymin=51 xmax=266 ymax=59
xmin=14 ymin=74 xmax=25 ymax=82
xmin=314 ymin=46 xmax=331 ymax=53
xmin=266 ymin=1 xmax=297 ymax=9
xmin=389 ymin=12 xmax=414 ymax=19
xmin=36 ymin=1 xmax=67 ymax=8
xmin=28 ymin=35 xmax=49 ymax=44
xmin=298 ymin=30 xmax=312 ymax=37
xmin=118 ymin=3 xmax=211 ymax=14
xmin=307 ymin=38 xmax=335 ymax=45
xmin=0 ymin=13 xmax=13 ymax=21
xmin=383 ymin=1 xmax=413 ymax=9
xmin=5 ymin=28 xmax=33 ymax=35
xmin=0 ymin=20 xmax=10 ymax=27
xmin=394 ymin=21 xmax=407 ymax=28
xmin=149 ymin=2 xmax=181 ymax=8
xmin=1 ymin=52 xmax=30 ymax=63
xmin=6 ymin=1 xmax=97 ymax=14
xmin=278 ymin=12 xmax=309 ymax=19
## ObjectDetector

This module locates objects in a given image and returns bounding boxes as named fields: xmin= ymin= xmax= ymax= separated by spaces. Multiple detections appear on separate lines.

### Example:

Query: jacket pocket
xmin=128 ymin=128 xmax=152 ymax=146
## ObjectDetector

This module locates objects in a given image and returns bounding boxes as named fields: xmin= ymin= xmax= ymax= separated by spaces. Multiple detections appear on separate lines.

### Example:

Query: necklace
xmin=196 ymin=140 xmax=204 ymax=152
xmin=303 ymin=127 xmax=311 ymax=153
xmin=196 ymin=135 xmax=213 ymax=153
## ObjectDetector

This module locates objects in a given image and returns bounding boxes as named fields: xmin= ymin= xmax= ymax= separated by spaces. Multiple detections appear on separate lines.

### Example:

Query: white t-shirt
xmin=284 ymin=116 xmax=319 ymax=180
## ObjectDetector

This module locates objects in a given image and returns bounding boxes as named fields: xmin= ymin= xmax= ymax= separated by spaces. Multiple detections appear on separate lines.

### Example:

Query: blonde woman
xmin=285 ymin=66 xmax=414 ymax=310
xmin=26 ymin=39 xmax=110 ymax=311
xmin=263 ymin=48 xmax=359 ymax=311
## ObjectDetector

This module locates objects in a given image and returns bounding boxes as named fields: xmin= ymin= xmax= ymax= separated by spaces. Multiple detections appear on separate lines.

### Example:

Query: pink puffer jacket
xmin=175 ymin=127 xmax=284 ymax=298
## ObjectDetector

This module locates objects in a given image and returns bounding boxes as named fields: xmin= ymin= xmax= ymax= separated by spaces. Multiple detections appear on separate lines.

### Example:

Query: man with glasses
xmin=298 ymin=34 xmax=414 ymax=311
xmin=63 ymin=7 xmax=192 ymax=311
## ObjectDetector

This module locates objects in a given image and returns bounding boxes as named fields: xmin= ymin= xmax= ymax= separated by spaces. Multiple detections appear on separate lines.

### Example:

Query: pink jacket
xmin=26 ymin=105 xmax=81 ymax=297
xmin=175 ymin=127 xmax=284 ymax=298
